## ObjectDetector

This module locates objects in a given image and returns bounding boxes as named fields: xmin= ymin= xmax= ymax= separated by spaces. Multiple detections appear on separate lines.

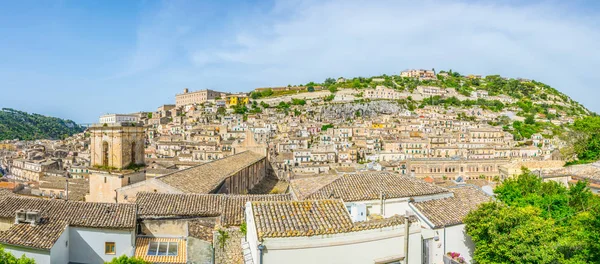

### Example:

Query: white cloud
xmin=177 ymin=0 xmax=599 ymax=112
xmin=112 ymin=0 xmax=599 ymax=113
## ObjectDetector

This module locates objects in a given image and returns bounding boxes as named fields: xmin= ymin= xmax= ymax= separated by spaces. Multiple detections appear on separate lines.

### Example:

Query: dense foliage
xmin=0 ymin=247 xmax=35 ymax=264
xmin=0 ymin=108 xmax=84 ymax=140
xmin=105 ymin=255 xmax=150 ymax=264
xmin=563 ymin=116 xmax=600 ymax=165
xmin=465 ymin=171 xmax=600 ymax=263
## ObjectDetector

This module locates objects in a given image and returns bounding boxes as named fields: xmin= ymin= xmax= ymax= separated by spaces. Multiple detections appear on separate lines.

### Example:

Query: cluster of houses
xmin=0 ymin=74 xmax=591 ymax=263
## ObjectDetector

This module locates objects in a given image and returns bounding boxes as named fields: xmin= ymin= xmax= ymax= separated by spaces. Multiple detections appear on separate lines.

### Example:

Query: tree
xmin=105 ymin=255 xmax=150 ymax=264
xmin=0 ymin=108 xmax=85 ymax=141
xmin=250 ymin=92 xmax=261 ymax=99
xmin=465 ymin=203 xmax=563 ymax=264
xmin=321 ymin=124 xmax=334 ymax=131
xmin=328 ymin=86 xmax=338 ymax=93
xmin=0 ymin=247 xmax=36 ymax=264
xmin=291 ymin=99 xmax=306 ymax=106
xmin=261 ymin=89 xmax=273 ymax=97
xmin=324 ymin=77 xmax=336 ymax=85
xmin=524 ymin=115 xmax=535 ymax=125
xmin=216 ymin=107 xmax=226 ymax=115
xmin=147 ymin=113 xmax=152 ymax=119
xmin=465 ymin=171 xmax=600 ymax=263
xmin=564 ymin=116 xmax=600 ymax=164
xmin=232 ymin=105 xmax=248 ymax=114
xmin=307 ymin=86 xmax=315 ymax=92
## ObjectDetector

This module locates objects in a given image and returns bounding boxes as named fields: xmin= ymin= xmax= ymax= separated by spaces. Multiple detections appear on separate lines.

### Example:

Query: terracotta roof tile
xmin=251 ymin=200 xmax=410 ymax=239
xmin=292 ymin=172 xmax=449 ymax=202
xmin=0 ymin=220 xmax=68 ymax=250
xmin=411 ymin=185 xmax=491 ymax=228
xmin=157 ymin=151 xmax=265 ymax=193
xmin=136 ymin=192 xmax=292 ymax=226
xmin=0 ymin=196 xmax=136 ymax=229
xmin=221 ymin=194 xmax=292 ymax=226
xmin=136 ymin=192 xmax=222 ymax=218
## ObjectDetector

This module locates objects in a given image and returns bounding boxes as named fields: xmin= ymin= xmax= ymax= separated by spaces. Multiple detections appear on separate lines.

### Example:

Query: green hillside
xmin=0 ymin=108 xmax=84 ymax=140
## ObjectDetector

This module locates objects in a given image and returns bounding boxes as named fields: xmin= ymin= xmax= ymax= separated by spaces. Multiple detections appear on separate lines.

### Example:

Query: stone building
xmin=116 ymin=151 xmax=271 ymax=203
xmin=134 ymin=192 xmax=291 ymax=263
xmin=10 ymin=159 xmax=59 ymax=182
xmin=89 ymin=123 xmax=145 ymax=170
xmin=175 ymin=88 xmax=228 ymax=107
xmin=405 ymin=158 xmax=510 ymax=180
xmin=86 ymin=123 xmax=146 ymax=203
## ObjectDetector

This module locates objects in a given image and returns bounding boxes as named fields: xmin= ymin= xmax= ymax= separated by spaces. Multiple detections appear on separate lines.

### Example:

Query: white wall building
xmin=0 ymin=195 xmax=137 ymax=264
xmin=409 ymin=185 xmax=491 ymax=264
xmin=99 ymin=114 xmax=139 ymax=124
xmin=245 ymin=200 xmax=423 ymax=264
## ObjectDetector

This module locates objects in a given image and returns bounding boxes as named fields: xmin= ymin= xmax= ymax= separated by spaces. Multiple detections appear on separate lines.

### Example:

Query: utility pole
xmin=404 ymin=211 xmax=410 ymax=264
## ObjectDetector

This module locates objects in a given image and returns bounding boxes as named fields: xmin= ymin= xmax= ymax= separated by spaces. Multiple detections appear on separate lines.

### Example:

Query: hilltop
xmin=0 ymin=108 xmax=84 ymax=140
xmin=251 ymin=70 xmax=592 ymax=118
xmin=242 ymin=70 xmax=598 ymax=164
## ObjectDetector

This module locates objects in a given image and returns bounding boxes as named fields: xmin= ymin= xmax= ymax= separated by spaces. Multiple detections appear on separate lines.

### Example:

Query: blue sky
xmin=1 ymin=0 xmax=599 ymax=123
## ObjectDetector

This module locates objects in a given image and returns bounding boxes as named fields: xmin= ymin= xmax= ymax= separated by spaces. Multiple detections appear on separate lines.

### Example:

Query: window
xmin=147 ymin=242 xmax=178 ymax=256
xmin=105 ymin=242 xmax=115 ymax=255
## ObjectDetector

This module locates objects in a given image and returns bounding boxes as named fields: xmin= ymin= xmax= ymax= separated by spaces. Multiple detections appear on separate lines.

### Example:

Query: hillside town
xmin=0 ymin=69 xmax=599 ymax=264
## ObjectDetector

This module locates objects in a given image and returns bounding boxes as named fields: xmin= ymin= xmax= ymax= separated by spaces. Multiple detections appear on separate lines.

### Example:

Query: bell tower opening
xmin=131 ymin=142 xmax=136 ymax=165
xmin=102 ymin=141 xmax=109 ymax=167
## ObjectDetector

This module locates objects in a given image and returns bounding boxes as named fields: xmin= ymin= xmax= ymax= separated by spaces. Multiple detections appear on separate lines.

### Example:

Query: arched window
xmin=131 ymin=142 xmax=136 ymax=164
xmin=102 ymin=141 xmax=109 ymax=167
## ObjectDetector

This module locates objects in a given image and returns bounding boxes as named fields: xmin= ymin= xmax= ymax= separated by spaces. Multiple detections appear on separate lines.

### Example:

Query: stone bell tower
xmin=89 ymin=123 xmax=145 ymax=169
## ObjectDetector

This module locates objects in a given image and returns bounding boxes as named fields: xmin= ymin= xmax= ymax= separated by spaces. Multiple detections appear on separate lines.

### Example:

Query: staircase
xmin=241 ymin=238 xmax=254 ymax=264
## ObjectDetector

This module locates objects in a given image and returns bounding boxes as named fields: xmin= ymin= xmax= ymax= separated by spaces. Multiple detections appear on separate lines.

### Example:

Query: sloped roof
xmin=136 ymin=192 xmax=292 ymax=226
xmin=136 ymin=192 xmax=222 ymax=218
xmin=135 ymin=237 xmax=186 ymax=264
xmin=251 ymin=200 xmax=409 ymax=239
xmin=411 ymin=185 xmax=491 ymax=228
xmin=0 ymin=220 xmax=68 ymax=250
xmin=156 ymin=151 xmax=266 ymax=193
xmin=291 ymin=172 xmax=449 ymax=202
xmin=0 ymin=196 xmax=136 ymax=229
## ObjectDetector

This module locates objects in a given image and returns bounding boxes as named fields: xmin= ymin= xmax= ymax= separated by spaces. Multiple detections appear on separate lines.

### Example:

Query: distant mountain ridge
xmin=0 ymin=108 xmax=84 ymax=140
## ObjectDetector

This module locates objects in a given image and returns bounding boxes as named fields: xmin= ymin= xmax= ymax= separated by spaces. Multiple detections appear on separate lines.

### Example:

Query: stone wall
xmin=213 ymin=227 xmax=243 ymax=264
xmin=219 ymin=158 xmax=267 ymax=194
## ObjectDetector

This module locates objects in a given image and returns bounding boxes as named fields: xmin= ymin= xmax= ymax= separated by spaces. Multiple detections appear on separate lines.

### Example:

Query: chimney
xmin=14 ymin=209 xmax=26 ymax=224
xmin=25 ymin=210 xmax=41 ymax=226
xmin=184 ymin=88 xmax=189 ymax=94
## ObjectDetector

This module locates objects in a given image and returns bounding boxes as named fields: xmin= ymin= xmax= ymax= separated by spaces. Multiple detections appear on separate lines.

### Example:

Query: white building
xmin=409 ymin=185 xmax=491 ymax=264
xmin=99 ymin=114 xmax=139 ymax=124
xmin=0 ymin=194 xmax=136 ymax=264
xmin=245 ymin=199 xmax=424 ymax=264
xmin=417 ymin=86 xmax=443 ymax=96
xmin=290 ymin=172 xmax=452 ymax=218
xmin=364 ymin=86 xmax=404 ymax=100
